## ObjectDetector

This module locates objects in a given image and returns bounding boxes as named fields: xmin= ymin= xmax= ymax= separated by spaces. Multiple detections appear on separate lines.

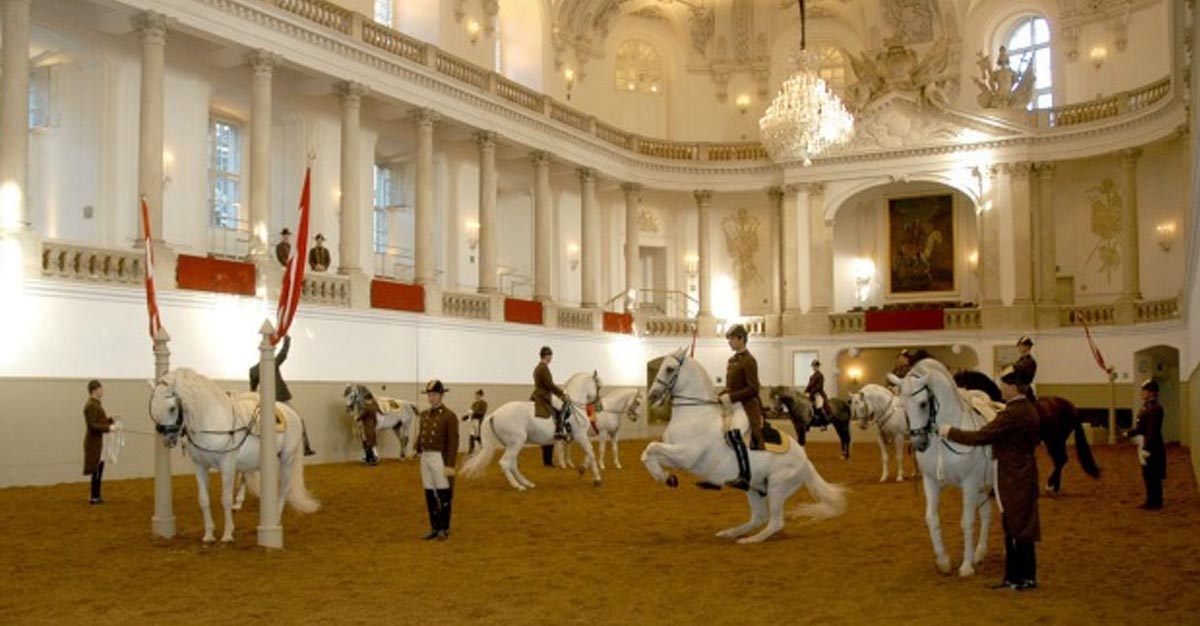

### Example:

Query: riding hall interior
xmin=2 ymin=0 xmax=1200 ymax=624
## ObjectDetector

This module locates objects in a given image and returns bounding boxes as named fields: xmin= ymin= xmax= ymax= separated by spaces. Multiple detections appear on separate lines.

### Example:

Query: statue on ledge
xmin=308 ymin=233 xmax=331 ymax=272
xmin=846 ymin=37 xmax=958 ymax=111
xmin=974 ymin=46 xmax=1036 ymax=110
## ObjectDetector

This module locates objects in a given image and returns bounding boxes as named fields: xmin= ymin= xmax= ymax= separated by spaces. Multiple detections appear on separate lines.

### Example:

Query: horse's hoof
xmin=958 ymin=563 xmax=975 ymax=577
xmin=592 ymin=480 xmax=601 ymax=487
xmin=879 ymin=476 xmax=888 ymax=483
xmin=736 ymin=536 xmax=765 ymax=545
xmin=936 ymin=557 xmax=952 ymax=574
xmin=202 ymin=536 xmax=216 ymax=544
xmin=221 ymin=535 xmax=234 ymax=544
xmin=896 ymin=476 xmax=905 ymax=483
xmin=576 ymin=466 xmax=586 ymax=476
xmin=614 ymin=464 xmax=622 ymax=470
xmin=665 ymin=474 xmax=679 ymax=488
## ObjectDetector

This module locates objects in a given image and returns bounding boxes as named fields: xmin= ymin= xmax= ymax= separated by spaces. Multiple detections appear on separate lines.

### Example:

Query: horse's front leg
xmin=640 ymin=441 xmax=687 ymax=484
xmin=577 ymin=437 xmax=602 ymax=486
xmin=220 ymin=460 xmax=237 ymax=543
xmin=611 ymin=431 xmax=623 ymax=469
xmin=719 ymin=491 xmax=769 ymax=541
xmin=877 ymin=434 xmax=890 ymax=482
xmin=958 ymin=485 xmax=979 ymax=576
xmin=922 ymin=475 xmax=951 ymax=574
xmin=974 ymin=487 xmax=992 ymax=565
xmin=894 ymin=437 xmax=906 ymax=482
xmin=193 ymin=465 xmax=216 ymax=543
xmin=232 ymin=472 xmax=247 ymax=511
xmin=598 ymin=434 xmax=608 ymax=470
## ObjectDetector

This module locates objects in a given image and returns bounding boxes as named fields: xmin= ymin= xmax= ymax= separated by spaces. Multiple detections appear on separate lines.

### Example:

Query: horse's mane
xmin=164 ymin=367 xmax=234 ymax=416
xmin=563 ymin=372 xmax=598 ymax=398
xmin=681 ymin=354 xmax=718 ymax=398
xmin=954 ymin=370 xmax=1002 ymax=403
xmin=602 ymin=387 xmax=638 ymax=405
xmin=909 ymin=359 xmax=971 ymax=415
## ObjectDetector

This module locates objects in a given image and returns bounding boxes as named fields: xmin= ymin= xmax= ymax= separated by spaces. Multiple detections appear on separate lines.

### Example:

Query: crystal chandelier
xmin=759 ymin=0 xmax=855 ymax=166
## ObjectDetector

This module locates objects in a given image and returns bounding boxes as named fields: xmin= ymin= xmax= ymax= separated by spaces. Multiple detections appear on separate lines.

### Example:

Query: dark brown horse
xmin=953 ymin=370 xmax=1100 ymax=493
xmin=769 ymin=387 xmax=852 ymax=460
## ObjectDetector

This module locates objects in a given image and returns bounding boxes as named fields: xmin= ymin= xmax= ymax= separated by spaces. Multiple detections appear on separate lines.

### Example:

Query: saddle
xmin=760 ymin=421 xmax=791 ymax=455
xmin=250 ymin=405 xmax=288 ymax=434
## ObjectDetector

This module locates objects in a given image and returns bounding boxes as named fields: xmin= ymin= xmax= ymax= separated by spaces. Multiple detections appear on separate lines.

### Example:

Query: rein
xmin=908 ymin=384 xmax=971 ymax=456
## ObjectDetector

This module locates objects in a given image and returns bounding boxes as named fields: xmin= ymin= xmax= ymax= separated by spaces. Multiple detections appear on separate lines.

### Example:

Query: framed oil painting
xmin=887 ymin=194 xmax=955 ymax=294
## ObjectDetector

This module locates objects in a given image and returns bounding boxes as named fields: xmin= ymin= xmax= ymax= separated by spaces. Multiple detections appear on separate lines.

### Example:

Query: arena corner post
xmin=257 ymin=320 xmax=283 ymax=549
xmin=151 ymin=327 xmax=176 ymax=538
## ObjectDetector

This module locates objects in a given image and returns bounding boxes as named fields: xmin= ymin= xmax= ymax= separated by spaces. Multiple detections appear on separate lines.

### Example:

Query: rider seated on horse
xmin=720 ymin=324 xmax=764 ymax=492
xmin=1014 ymin=335 xmax=1037 ymax=400
xmin=462 ymin=389 xmax=488 ymax=454
xmin=532 ymin=346 xmax=571 ymax=441
xmin=806 ymin=359 xmax=829 ymax=427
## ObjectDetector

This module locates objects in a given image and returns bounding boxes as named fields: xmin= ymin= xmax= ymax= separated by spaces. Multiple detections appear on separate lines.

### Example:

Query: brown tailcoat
xmin=805 ymin=370 xmax=827 ymax=404
xmin=83 ymin=397 xmax=113 ymax=475
xmin=358 ymin=397 xmax=379 ymax=448
xmin=947 ymin=396 xmax=1041 ymax=542
xmin=1131 ymin=399 xmax=1166 ymax=479
xmin=469 ymin=399 xmax=488 ymax=420
xmin=417 ymin=405 xmax=459 ymax=468
xmin=725 ymin=350 xmax=764 ymax=445
xmin=531 ymin=362 xmax=564 ymax=418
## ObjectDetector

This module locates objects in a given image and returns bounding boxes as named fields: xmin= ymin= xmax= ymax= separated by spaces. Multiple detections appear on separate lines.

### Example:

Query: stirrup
xmin=724 ymin=477 xmax=751 ymax=491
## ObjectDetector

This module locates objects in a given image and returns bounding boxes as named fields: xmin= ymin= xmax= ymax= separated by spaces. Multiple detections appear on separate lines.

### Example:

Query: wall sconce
xmin=466 ymin=219 xmax=480 ymax=251
xmin=162 ymin=150 xmax=175 ymax=187
xmin=1090 ymin=45 xmax=1107 ymax=69
xmin=735 ymin=94 xmax=751 ymax=115
xmin=684 ymin=254 xmax=699 ymax=279
xmin=847 ymin=366 xmax=862 ymax=387
xmin=1156 ymin=222 xmax=1176 ymax=251
xmin=567 ymin=242 xmax=580 ymax=270
xmin=466 ymin=18 xmax=481 ymax=44
xmin=967 ymin=250 xmax=979 ymax=271
xmin=564 ymin=67 xmax=576 ymax=100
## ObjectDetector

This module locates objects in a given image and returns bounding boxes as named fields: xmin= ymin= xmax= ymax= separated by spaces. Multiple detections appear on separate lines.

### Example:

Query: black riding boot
xmin=553 ymin=409 xmax=569 ymax=441
xmin=421 ymin=490 xmax=440 ymax=540
xmin=723 ymin=430 xmax=751 ymax=491
xmin=302 ymin=420 xmax=316 ymax=457
xmin=436 ymin=488 xmax=453 ymax=540
xmin=362 ymin=442 xmax=378 ymax=465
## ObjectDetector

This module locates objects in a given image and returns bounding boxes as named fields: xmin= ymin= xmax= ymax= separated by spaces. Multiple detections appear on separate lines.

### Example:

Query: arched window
xmin=614 ymin=40 xmax=663 ymax=94
xmin=1004 ymin=15 xmax=1052 ymax=109
xmin=818 ymin=46 xmax=847 ymax=96
xmin=373 ymin=0 xmax=392 ymax=26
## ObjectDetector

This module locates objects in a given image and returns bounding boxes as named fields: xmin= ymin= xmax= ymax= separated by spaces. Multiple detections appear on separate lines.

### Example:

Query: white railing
xmin=943 ymin=307 xmax=981 ymax=330
xmin=207 ymin=221 xmax=250 ymax=259
xmin=273 ymin=0 xmax=353 ymax=33
xmin=829 ymin=312 xmax=866 ymax=334
xmin=1136 ymin=298 xmax=1179 ymax=323
xmin=41 ymin=242 xmax=143 ymax=285
xmin=374 ymin=248 xmax=414 ymax=282
xmin=556 ymin=307 xmax=595 ymax=331
xmin=442 ymin=291 xmax=490 ymax=320
xmin=1060 ymin=304 xmax=1116 ymax=327
xmin=642 ymin=316 xmax=696 ymax=337
xmin=301 ymin=274 xmax=350 ymax=306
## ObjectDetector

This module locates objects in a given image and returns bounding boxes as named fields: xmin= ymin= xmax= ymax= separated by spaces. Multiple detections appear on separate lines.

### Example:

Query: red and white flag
xmin=1080 ymin=317 xmax=1111 ymax=374
xmin=273 ymin=167 xmax=311 ymax=344
xmin=140 ymin=195 xmax=163 ymax=339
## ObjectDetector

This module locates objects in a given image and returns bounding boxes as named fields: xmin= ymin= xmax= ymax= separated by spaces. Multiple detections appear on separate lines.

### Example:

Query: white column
xmin=336 ymin=81 xmax=367 ymax=275
xmin=133 ymin=11 xmax=168 ymax=241
xmin=151 ymin=328 xmax=175 ymax=539
xmin=1119 ymin=148 xmax=1142 ymax=301
xmin=782 ymin=184 xmax=803 ymax=313
xmin=476 ymin=130 xmax=497 ymax=293
xmin=694 ymin=189 xmax=714 ymax=318
xmin=256 ymin=321 xmax=282 ymax=549
xmin=532 ymin=151 xmax=553 ymax=301
xmin=768 ymin=187 xmax=784 ymax=315
xmin=579 ymin=167 xmax=600 ymax=308
xmin=622 ymin=183 xmax=642 ymax=303
xmin=1009 ymin=162 xmax=1033 ymax=305
xmin=414 ymin=108 xmax=438 ymax=284
xmin=0 ymin=0 xmax=31 ymax=229
xmin=247 ymin=50 xmax=278 ymax=259
xmin=1034 ymin=162 xmax=1057 ymax=304
xmin=980 ymin=166 xmax=1003 ymax=306
xmin=807 ymin=183 xmax=831 ymax=313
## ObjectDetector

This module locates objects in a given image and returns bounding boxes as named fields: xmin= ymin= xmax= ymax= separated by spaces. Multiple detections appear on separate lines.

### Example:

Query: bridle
xmin=653 ymin=354 xmax=720 ymax=408
xmin=906 ymin=383 xmax=969 ymax=455
xmin=149 ymin=380 xmax=253 ymax=454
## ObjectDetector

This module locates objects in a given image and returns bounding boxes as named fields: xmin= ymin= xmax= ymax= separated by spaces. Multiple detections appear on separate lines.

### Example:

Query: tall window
xmin=373 ymin=163 xmax=400 ymax=254
xmin=28 ymin=65 xmax=53 ymax=129
xmin=1005 ymin=16 xmax=1053 ymax=109
xmin=208 ymin=117 xmax=242 ymax=230
xmin=818 ymin=47 xmax=847 ymax=96
xmin=614 ymin=40 xmax=663 ymax=94
xmin=373 ymin=0 xmax=392 ymax=26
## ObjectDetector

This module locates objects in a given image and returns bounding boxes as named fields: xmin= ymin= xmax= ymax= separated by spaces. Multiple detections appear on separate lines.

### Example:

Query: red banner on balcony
xmin=370 ymin=279 xmax=425 ymax=313
xmin=603 ymin=311 xmax=634 ymax=334
xmin=504 ymin=298 xmax=543 ymax=325
xmin=864 ymin=308 xmax=944 ymax=332
xmin=176 ymin=254 xmax=256 ymax=296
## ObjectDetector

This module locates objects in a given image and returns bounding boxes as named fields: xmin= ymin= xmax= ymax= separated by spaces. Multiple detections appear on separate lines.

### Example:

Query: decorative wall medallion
xmin=1084 ymin=178 xmax=1123 ymax=283
xmin=722 ymin=208 xmax=761 ymax=289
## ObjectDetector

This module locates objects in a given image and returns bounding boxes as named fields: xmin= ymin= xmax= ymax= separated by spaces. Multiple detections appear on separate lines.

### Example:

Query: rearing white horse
xmin=641 ymin=349 xmax=846 ymax=544
xmin=148 ymin=368 xmax=320 ymax=543
xmin=460 ymin=372 xmax=603 ymax=490
xmin=850 ymin=383 xmax=911 ymax=483
xmin=889 ymin=359 xmax=993 ymax=576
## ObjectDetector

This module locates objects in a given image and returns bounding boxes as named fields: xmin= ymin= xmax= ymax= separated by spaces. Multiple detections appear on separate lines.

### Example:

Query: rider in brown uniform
xmin=532 ymin=346 xmax=570 ymax=441
xmin=720 ymin=324 xmax=762 ymax=491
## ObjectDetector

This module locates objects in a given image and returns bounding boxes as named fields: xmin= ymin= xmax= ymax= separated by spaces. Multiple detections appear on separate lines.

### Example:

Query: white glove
xmin=110 ymin=421 xmax=122 ymax=432
xmin=937 ymin=424 xmax=952 ymax=437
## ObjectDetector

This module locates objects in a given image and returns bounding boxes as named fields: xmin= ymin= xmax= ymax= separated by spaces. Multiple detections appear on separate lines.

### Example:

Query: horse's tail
xmin=1072 ymin=412 xmax=1101 ymax=479
xmin=285 ymin=456 xmax=321 ymax=513
xmin=791 ymin=458 xmax=847 ymax=520
xmin=460 ymin=414 xmax=499 ymax=478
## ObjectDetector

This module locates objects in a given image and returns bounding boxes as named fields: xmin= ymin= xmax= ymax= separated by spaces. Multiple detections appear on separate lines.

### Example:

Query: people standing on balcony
xmin=275 ymin=228 xmax=292 ymax=266
xmin=308 ymin=233 xmax=331 ymax=272
xmin=1014 ymin=336 xmax=1037 ymax=400
xmin=83 ymin=380 xmax=119 ymax=505
xmin=417 ymin=379 xmax=459 ymax=541
xmin=806 ymin=359 xmax=829 ymax=426
xmin=720 ymin=324 xmax=763 ymax=491
xmin=249 ymin=335 xmax=316 ymax=456
xmin=1127 ymin=379 xmax=1165 ymax=510
xmin=532 ymin=346 xmax=570 ymax=441
xmin=462 ymin=389 xmax=488 ymax=454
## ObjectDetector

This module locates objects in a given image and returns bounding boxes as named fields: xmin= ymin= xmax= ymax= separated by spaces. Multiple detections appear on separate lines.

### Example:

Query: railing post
xmin=424 ymin=44 xmax=437 ymax=69
xmin=348 ymin=12 xmax=363 ymax=38
xmin=151 ymin=327 xmax=175 ymax=539
xmin=256 ymin=320 xmax=283 ymax=549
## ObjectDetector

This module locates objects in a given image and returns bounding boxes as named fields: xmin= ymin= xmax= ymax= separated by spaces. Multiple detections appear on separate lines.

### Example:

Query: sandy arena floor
xmin=1 ymin=441 xmax=1197 ymax=626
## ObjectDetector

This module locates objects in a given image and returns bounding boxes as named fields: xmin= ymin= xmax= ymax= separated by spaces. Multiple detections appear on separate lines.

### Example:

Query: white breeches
xmin=420 ymin=452 xmax=450 ymax=490
xmin=814 ymin=395 xmax=825 ymax=410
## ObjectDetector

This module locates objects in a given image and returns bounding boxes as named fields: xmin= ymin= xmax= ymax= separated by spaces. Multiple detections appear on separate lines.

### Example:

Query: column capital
xmin=693 ymin=189 xmax=713 ymax=205
xmin=1034 ymin=161 xmax=1057 ymax=178
xmin=767 ymin=186 xmax=785 ymax=203
xmin=131 ymin=10 xmax=169 ymax=46
xmin=1009 ymin=161 xmax=1033 ymax=179
xmin=412 ymin=106 xmax=439 ymax=128
xmin=336 ymin=81 xmax=369 ymax=104
xmin=577 ymin=167 xmax=596 ymax=183
xmin=620 ymin=182 xmax=642 ymax=196
xmin=247 ymin=49 xmax=281 ymax=76
xmin=475 ymin=130 xmax=497 ymax=150
xmin=530 ymin=150 xmax=552 ymax=166
xmin=807 ymin=182 xmax=826 ymax=195
xmin=1119 ymin=147 xmax=1143 ymax=166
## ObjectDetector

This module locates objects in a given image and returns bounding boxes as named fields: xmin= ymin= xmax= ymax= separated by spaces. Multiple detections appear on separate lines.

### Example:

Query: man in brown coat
xmin=1128 ymin=379 xmax=1165 ymax=509
xmin=358 ymin=395 xmax=381 ymax=466
xmin=720 ymin=324 xmax=762 ymax=491
xmin=805 ymin=359 xmax=829 ymax=425
xmin=275 ymin=228 xmax=292 ymax=266
xmin=417 ymin=380 xmax=459 ymax=541
xmin=462 ymin=389 xmax=488 ymax=454
xmin=83 ymin=380 xmax=120 ymax=505
xmin=940 ymin=366 xmax=1041 ymax=590
xmin=1013 ymin=336 xmax=1038 ymax=399
xmin=532 ymin=346 xmax=570 ymax=441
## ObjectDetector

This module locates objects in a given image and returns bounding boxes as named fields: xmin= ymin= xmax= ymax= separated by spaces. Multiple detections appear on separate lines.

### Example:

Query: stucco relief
xmin=883 ymin=0 xmax=939 ymax=44
xmin=638 ymin=208 xmax=661 ymax=233
xmin=722 ymin=208 xmax=762 ymax=290
xmin=1084 ymin=178 xmax=1123 ymax=283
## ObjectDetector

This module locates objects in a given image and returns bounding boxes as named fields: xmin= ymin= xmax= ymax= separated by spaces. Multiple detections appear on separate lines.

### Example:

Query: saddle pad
xmin=251 ymin=405 xmax=288 ymax=433
xmin=763 ymin=438 xmax=792 ymax=455
xmin=378 ymin=397 xmax=406 ymax=414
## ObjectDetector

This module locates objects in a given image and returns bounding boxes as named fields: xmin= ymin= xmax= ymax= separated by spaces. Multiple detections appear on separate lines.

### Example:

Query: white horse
xmin=641 ymin=349 xmax=846 ymax=544
xmin=850 ymin=383 xmax=911 ymax=483
xmin=343 ymin=384 xmax=419 ymax=461
xmin=558 ymin=388 xmax=642 ymax=470
xmin=460 ymin=372 xmax=604 ymax=490
xmin=889 ymin=359 xmax=993 ymax=576
xmin=148 ymin=368 xmax=320 ymax=543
